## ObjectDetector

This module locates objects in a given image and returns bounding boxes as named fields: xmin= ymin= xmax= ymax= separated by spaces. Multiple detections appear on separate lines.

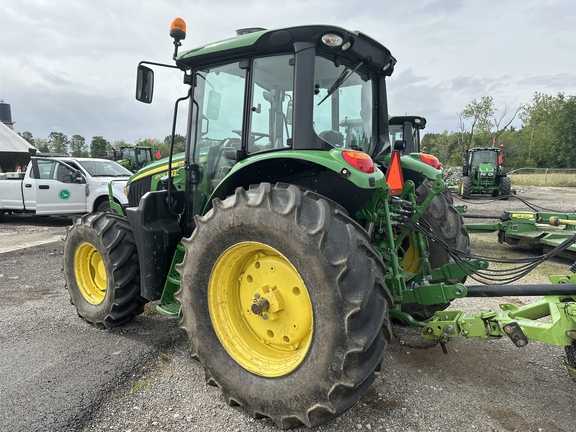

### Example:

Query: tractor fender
xmin=207 ymin=149 xmax=387 ymax=217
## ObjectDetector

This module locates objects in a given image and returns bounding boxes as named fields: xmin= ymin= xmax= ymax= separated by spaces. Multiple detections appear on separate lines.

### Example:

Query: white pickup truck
xmin=0 ymin=156 xmax=131 ymax=222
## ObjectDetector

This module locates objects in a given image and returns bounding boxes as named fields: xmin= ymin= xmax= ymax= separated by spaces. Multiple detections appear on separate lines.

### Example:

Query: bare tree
xmin=492 ymin=103 xmax=522 ymax=145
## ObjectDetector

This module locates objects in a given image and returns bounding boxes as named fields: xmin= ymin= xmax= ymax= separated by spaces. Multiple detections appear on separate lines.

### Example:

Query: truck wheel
xmin=500 ymin=177 xmax=511 ymax=200
xmin=459 ymin=177 xmax=472 ymax=198
xmin=401 ymin=180 xmax=470 ymax=320
xmin=0 ymin=210 xmax=4 ymax=223
xmin=63 ymin=213 xmax=146 ymax=328
xmin=175 ymin=183 xmax=392 ymax=429
xmin=96 ymin=200 xmax=112 ymax=213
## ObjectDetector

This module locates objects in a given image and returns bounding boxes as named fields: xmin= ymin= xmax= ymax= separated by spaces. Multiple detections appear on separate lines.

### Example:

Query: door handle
xmin=39 ymin=185 xmax=50 ymax=189
xmin=24 ymin=184 xmax=32 ymax=188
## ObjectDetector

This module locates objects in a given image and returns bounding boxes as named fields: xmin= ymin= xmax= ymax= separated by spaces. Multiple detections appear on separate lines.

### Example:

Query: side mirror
xmin=136 ymin=65 xmax=154 ymax=104
xmin=74 ymin=170 xmax=84 ymax=183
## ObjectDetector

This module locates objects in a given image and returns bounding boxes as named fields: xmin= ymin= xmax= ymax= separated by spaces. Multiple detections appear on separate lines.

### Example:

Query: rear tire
xmin=500 ymin=176 xmax=511 ymax=200
xmin=175 ymin=183 xmax=392 ymax=429
xmin=63 ymin=213 xmax=146 ymax=328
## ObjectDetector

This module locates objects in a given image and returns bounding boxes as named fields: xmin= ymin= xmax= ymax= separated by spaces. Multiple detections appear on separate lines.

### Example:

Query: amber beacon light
xmin=170 ymin=18 xmax=187 ymax=41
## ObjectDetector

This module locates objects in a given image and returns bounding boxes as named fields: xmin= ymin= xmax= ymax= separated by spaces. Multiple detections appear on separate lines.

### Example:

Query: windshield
xmin=313 ymin=56 xmax=374 ymax=154
xmin=471 ymin=151 xmax=498 ymax=169
xmin=78 ymin=160 xmax=132 ymax=177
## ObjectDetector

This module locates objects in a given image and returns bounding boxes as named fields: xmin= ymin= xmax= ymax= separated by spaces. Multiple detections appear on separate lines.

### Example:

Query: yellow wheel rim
xmin=209 ymin=242 xmax=313 ymax=377
xmin=74 ymin=242 xmax=107 ymax=305
xmin=401 ymin=233 xmax=421 ymax=274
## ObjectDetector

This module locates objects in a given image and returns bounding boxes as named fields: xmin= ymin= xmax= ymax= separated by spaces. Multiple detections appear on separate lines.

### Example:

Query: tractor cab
xmin=388 ymin=115 xmax=426 ymax=154
xmin=133 ymin=23 xmax=399 ymax=229
xmin=114 ymin=145 xmax=153 ymax=172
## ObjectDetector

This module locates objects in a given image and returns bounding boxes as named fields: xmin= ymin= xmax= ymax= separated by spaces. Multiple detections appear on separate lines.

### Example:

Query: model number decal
xmin=511 ymin=213 xmax=534 ymax=219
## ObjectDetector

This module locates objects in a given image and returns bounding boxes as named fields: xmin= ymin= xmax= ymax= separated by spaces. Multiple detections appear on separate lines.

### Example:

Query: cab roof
xmin=176 ymin=24 xmax=396 ymax=76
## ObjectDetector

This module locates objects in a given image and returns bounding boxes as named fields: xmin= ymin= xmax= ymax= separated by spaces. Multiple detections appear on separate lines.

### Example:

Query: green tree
xmin=18 ymin=131 xmax=35 ymax=145
xmin=48 ymin=132 xmax=69 ymax=155
xmin=519 ymin=92 xmax=562 ymax=167
xmin=163 ymin=134 xmax=186 ymax=154
xmin=421 ymin=131 xmax=461 ymax=166
xmin=459 ymin=96 xmax=495 ymax=150
xmin=553 ymin=95 xmax=576 ymax=167
xmin=90 ymin=136 xmax=111 ymax=158
xmin=35 ymin=138 xmax=50 ymax=154
xmin=70 ymin=134 xmax=89 ymax=157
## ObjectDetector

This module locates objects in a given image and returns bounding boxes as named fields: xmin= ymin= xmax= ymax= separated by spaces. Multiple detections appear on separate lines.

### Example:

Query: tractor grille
xmin=127 ymin=176 xmax=151 ymax=207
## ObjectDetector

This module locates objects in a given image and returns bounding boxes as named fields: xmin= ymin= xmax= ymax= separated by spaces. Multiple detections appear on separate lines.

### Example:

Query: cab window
xmin=313 ymin=56 xmax=374 ymax=153
xmin=192 ymin=62 xmax=246 ymax=198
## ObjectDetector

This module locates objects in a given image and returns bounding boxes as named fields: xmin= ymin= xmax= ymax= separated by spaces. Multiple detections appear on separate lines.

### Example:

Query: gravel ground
xmin=2 ymin=187 xmax=576 ymax=432
xmin=82 ymin=187 xmax=575 ymax=432
xmin=81 ymin=327 xmax=574 ymax=432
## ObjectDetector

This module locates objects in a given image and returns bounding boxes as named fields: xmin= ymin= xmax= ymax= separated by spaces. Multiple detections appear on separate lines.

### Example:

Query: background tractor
xmin=109 ymin=144 xmax=154 ymax=172
xmin=459 ymin=147 xmax=511 ymax=199
xmin=62 ymin=19 xmax=575 ymax=429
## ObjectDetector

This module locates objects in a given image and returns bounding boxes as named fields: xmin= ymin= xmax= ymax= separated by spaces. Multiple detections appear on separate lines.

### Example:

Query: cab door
xmin=32 ymin=160 xmax=88 ymax=215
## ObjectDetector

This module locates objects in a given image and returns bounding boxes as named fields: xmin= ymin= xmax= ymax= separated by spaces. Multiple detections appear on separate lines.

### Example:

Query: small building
xmin=0 ymin=102 xmax=37 ymax=173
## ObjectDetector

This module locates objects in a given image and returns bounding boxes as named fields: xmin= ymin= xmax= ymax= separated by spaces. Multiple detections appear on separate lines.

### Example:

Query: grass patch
xmin=143 ymin=302 xmax=158 ymax=316
xmin=469 ymin=233 xmax=571 ymax=284
xmin=131 ymin=378 xmax=155 ymax=394
xmin=508 ymin=173 xmax=576 ymax=187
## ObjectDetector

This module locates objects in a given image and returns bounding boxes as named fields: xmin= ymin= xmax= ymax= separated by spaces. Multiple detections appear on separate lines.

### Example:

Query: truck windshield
xmin=78 ymin=160 xmax=132 ymax=177
xmin=313 ymin=56 xmax=374 ymax=154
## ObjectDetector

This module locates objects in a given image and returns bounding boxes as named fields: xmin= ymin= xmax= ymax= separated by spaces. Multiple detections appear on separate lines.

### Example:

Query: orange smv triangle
xmin=385 ymin=151 xmax=404 ymax=195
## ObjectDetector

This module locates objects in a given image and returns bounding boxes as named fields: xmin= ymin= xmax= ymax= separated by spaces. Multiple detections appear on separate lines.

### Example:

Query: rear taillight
xmin=419 ymin=153 xmax=442 ymax=170
xmin=342 ymin=150 xmax=374 ymax=173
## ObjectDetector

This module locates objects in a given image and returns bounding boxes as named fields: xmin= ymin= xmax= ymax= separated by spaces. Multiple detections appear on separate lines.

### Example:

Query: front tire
xmin=459 ymin=177 xmax=472 ymax=198
xmin=63 ymin=213 xmax=146 ymax=328
xmin=175 ymin=183 xmax=392 ymax=429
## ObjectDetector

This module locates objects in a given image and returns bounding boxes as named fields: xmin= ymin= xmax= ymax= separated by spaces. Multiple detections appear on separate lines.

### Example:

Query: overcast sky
xmin=1 ymin=0 xmax=575 ymax=145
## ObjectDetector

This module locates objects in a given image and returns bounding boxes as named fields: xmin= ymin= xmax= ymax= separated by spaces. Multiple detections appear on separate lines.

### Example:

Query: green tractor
xmin=111 ymin=145 xmax=154 ymax=172
xmin=459 ymin=147 xmax=511 ymax=199
xmin=62 ymin=19 xmax=576 ymax=429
